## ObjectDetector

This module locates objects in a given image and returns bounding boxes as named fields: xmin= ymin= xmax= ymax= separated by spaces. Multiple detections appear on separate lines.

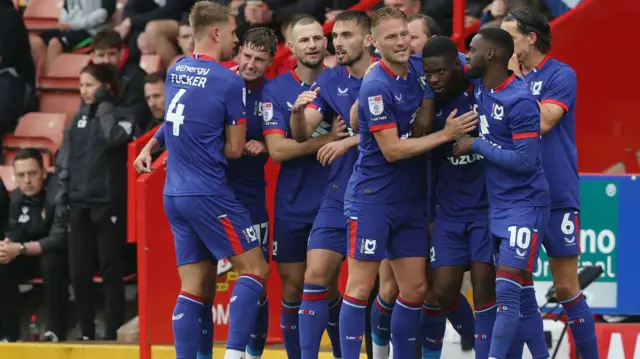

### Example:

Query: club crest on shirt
xmin=531 ymin=81 xmax=543 ymax=96
xmin=262 ymin=102 xmax=273 ymax=122
xmin=368 ymin=95 xmax=383 ymax=116
xmin=492 ymin=103 xmax=504 ymax=120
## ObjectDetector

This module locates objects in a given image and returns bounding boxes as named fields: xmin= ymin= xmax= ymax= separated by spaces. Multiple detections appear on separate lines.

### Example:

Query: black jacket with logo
xmin=6 ymin=175 xmax=68 ymax=252
xmin=56 ymin=100 xmax=134 ymax=208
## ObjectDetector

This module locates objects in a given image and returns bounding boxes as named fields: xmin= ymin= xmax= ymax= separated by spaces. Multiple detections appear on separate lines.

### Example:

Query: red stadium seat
xmin=3 ymin=136 xmax=57 ymax=168
xmin=2 ymin=113 xmax=66 ymax=168
xmin=139 ymin=55 xmax=163 ymax=74
xmin=39 ymin=54 xmax=90 ymax=89
xmin=23 ymin=0 xmax=61 ymax=31
xmin=38 ymin=92 xmax=81 ymax=125
xmin=11 ymin=112 xmax=67 ymax=148
xmin=0 ymin=166 xmax=16 ymax=192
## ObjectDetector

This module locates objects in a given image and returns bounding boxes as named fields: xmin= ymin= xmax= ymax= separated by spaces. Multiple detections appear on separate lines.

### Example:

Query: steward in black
xmin=0 ymin=150 xmax=69 ymax=342
xmin=56 ymin=63 xmax=133 ymax=340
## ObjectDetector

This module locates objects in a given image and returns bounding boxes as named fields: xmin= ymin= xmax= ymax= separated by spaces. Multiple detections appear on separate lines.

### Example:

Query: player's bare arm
xmin=317 ymin=119 xmax=359 ymax=166
xmin=412 ymin=98 xmax=436 ymax=136
xmin=349 ymin=100 xmax=359 ymax=130
xmin=375 ymin=109 xmax=477 ymax=163
xmin=265 ymin=116 xmax=348 ymax=163
xmin=539 ymin=102 xmax=566 ymax=135
xmin=134 ymin=137 xmax=162 ymax=173
xmin=290 ymin=88 xmax=324 ymax=142
xmin=224 ymin=123 xmax=248 ymax=159
xmin=245 ymin=140 xmax=268 ymax=156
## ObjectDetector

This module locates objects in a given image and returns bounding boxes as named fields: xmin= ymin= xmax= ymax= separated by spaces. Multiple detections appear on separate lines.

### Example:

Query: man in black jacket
xmin=138 ymin=71 xmax=165 ymax=136
xmin=0 ymin=149 xmax=68 ymax=342
xmin=91 ymin=30 xmax=149 ymax=129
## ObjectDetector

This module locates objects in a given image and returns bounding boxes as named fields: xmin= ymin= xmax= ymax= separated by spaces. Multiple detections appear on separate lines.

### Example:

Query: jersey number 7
xmin=167 ymin=88 xmax=187 ymax=136
xmin=479 ymin=114 xmax=490 ymax=136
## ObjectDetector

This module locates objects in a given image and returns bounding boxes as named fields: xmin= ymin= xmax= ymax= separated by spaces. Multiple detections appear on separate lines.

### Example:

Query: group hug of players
xmin=133 ymin=2 xmax=600 ymax=359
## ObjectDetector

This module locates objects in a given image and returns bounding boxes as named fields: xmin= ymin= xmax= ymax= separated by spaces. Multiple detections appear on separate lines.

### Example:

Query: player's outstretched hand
xmin=317 ymin=139 xmax=349 ymax=166
xmin=292 ymin=87 xmax=320 ymax=114
xmin=134 ymin=150 xmax=153 ymax=174
xmin=452 ymin=135 xmax=475 ymax=156
xmin=245 ymin=140 xmax=266 ymax=156
xmin=443 ymin=109 xmax=477 ymax=141
xmin=330 ymin=116 xmax=349 ymax=140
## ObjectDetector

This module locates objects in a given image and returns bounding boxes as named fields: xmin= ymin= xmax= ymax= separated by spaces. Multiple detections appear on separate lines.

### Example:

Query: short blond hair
xmin=371 ymin=6 xmax=407 ymax=35
xmin=189 ymin=1 xmax=232 ymax=40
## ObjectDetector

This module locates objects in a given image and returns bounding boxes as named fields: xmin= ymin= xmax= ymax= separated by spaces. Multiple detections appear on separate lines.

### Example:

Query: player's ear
xmin=527 ymin=31 xmax=537 ymax=48
xmin=210 ymin=26 xmax=220 ymax=43
xmin=487 ymin=48 xmax=495 ymax=61
xmin=286 ymin=40 xmax=294 ymax=53
xmin=364 ymin=33 xmax=373 ymax=48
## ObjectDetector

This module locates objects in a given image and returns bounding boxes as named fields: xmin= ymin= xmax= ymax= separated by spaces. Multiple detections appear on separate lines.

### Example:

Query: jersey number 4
xmin=167 ymin=88 xmax=187 ymax=136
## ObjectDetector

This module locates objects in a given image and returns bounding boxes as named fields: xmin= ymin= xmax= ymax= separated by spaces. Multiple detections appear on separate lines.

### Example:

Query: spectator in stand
xmin=0 ymin=0 xmax=36 ymax=137
xmin=113 ymin=0 xmax=170 ymax=62
xmin=407 ymin=13 xmax=440 ymax=54
xmin=56 ymin=63 xmax=134 ymax=341
xmin=0 ymin=150 xmax=68 ymax=343
xmin=29 ymin=0 xmax=116 ymax=75
xmin=91 ymin=30 xmax=148 ymax=129
xmin=480 ymin=0 xmax=574 ymax=27
xmin=234 ymin=0 xmax=359 ymax=52
xmin=167 ymin=17 xmax=194 ymax=68
xmin=422 ymin=0 xmax=492 ymax=35
xmin=127 ymin=0 xmax=196 ymax=68
xmin=480 ymin=0 xmax=558 ymax=27
xmin=137 ymin=71 xmax=165 ymax=137
xmin=384 ymin=0 xmax=422 ymax=15
xmin=176 ymin=17 xmax=195 ymax=56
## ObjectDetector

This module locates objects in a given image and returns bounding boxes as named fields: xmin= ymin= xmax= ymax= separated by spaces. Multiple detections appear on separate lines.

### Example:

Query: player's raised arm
xmin=538 ymin=67 xmax=576 ymax=135
xmin=223 ymin=76 xmax=248 ymax=159
xmin=263 ymin=88 xmax=347 ymax=164
xmin=290 ymin=87 xmax=325 ymax=142
xmin=364 ymin=80 xmax=477 ymax=163
xmin=464 ymin=96 xmax=541 ymax=173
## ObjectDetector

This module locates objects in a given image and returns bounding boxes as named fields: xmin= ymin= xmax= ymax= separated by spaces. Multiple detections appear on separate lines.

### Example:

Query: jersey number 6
xmin=167 ymin=88 xmax=187 ymax=136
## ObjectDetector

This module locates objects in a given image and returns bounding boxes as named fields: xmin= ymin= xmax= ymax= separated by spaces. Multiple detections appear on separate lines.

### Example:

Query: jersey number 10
xmin=167 ymin=88 xmax=187 ymax=136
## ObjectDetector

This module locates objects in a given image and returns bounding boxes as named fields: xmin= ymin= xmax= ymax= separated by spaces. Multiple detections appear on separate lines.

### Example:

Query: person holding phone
xmin=56 ymin=62 xmax=135 ymax=341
